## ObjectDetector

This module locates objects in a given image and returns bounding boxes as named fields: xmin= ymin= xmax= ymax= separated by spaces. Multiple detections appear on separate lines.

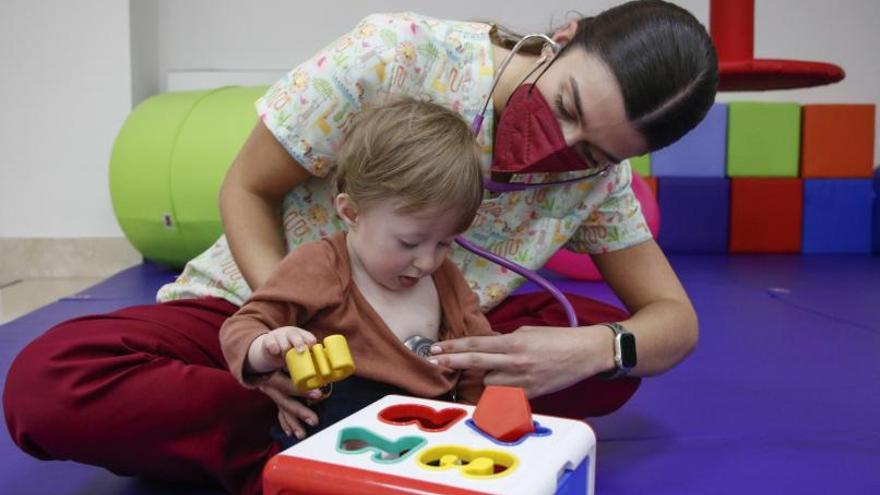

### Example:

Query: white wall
xmin=131 ymin=0 xmax=159 ymax=106
xmin=2 ymin=0 xmax=877 ymax=238
xmin=154 ymin=0 xmax=669 ymax=91
xmin=0 ymin=0 xmax=132 ymax=238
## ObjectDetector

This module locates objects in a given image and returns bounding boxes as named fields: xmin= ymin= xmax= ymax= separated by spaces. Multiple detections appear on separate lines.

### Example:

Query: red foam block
xmin=729 ymin=178 xmax=803 ymax=253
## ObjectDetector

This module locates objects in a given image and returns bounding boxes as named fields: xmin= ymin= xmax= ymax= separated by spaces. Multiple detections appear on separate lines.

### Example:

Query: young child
xmin=219 ymin=99 xmax=496 ymax=445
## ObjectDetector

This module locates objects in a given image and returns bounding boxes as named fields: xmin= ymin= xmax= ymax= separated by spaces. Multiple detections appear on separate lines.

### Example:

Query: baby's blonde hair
xmin=334 ymin=98 xmax=483 ymax=233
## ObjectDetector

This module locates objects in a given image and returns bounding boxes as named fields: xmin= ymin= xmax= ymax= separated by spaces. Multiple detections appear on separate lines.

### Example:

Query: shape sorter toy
xmin=262 ymin=392 xmax=597 ymax=494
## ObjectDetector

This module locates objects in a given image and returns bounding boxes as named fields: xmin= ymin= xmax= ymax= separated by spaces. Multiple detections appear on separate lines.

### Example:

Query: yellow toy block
xmin=285 ymin=335 xmax=355 ymax=393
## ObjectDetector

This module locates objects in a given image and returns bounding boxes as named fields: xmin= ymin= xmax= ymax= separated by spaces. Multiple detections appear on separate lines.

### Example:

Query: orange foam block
xmin=472 ymin=385 xmax=535 ymax=442
xmin=643 ymin=176 xmax=658 ymax=199
xmin=801 ymin=104 xmax=875 ymax=178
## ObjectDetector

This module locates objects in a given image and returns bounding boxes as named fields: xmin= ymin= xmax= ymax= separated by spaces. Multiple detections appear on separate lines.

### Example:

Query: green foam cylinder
xmin=110 ymin=86 xmax=268 ymax=266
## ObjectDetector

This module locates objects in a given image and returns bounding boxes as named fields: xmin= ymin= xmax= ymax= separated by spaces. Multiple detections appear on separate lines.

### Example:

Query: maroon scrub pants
xmin=3 ymin=292 xmax=637 ymax=494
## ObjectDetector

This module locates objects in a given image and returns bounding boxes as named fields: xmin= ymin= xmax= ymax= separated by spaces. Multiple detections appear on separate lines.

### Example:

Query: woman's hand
xmin=429 ymin=325 xmax=616 ymax=398
xmin=246 ymin=326 xmax=321 ymax=439
xmin=257 ymin=371 xmax=322 ymax=440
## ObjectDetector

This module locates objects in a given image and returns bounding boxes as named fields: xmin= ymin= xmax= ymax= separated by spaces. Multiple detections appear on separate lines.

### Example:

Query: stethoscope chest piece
xmin=403 ymin=335 xmax=436 ymax=358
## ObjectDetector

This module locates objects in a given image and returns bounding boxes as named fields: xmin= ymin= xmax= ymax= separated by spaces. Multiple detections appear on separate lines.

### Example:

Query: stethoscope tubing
xmin=455 ymin=33 xmax=583 ymax=327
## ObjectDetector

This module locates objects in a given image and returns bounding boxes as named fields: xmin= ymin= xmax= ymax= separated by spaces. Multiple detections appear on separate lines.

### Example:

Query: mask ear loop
xmin=525 ymin=40 xmax=568 ymax=96
xmin=472 ymin=33 xmax=560 ymax=135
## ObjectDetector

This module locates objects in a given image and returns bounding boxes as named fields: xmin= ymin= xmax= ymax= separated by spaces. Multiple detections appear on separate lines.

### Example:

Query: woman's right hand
xmin=219 ymin=120 xmax=314 ymax=290
xmin=258 ymin=370 xmax=322 ymax=440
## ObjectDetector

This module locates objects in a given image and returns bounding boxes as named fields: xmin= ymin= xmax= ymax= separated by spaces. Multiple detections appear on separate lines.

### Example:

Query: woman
xmin=4 ymin=1 xmax=717 ymax=493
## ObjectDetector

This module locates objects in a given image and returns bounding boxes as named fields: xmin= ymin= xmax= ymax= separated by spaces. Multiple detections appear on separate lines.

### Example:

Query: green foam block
xmin=629 ymin=154 xmax=651 ymax=177
xmin=726 ymin=101 xmax=801 ymax=177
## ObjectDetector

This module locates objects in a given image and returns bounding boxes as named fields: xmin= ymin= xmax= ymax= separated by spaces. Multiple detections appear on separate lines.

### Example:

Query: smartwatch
xmin=598 ymin=322 xmax=637 ymax=379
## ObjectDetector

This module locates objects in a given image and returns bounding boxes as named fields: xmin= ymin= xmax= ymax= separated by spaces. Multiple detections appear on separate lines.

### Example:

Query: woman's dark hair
xmin=491 ymin=0 xmax=719 ymax=152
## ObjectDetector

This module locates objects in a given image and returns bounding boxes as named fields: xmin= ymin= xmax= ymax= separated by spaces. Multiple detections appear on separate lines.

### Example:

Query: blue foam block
xmin=651 ymin=103 xmax=728 ymax=178
xmin=657 ymin=178 xmax=730 ymax=253
xmin=873 ymin=168 xmax=880 ymax=253
xmin=803 ymin=179 xmax=875 ymax=253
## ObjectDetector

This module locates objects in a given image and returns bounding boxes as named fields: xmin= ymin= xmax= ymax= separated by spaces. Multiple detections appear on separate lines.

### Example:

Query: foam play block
xmin=874 ymin=168 xmax=880 ymax=254
xmin=802 ymin=179 xmax=875 ymax=253
xmin=629 ymin=154 xmax=651 ymax=176
xmin=801 ymin=104 xmax=875 ymax=178
xmin=729 ymin=178 xmax=803 ymax=253
xmin=643 ymin=176 xmax=658 ymax=198
xmin=657 ymin=178 xmax=730 ymax=253
xmin=727 ymin=102 xmax=801 ymax=177
xmin=472 ymin=386 xmax=534 ymax=443
xmin=651 ymin=103 xmax=727 ymax=177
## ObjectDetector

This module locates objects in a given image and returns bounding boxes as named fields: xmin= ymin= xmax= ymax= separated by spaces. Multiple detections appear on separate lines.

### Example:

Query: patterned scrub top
xmin=157 ymin=12 xmax=652 ymax=312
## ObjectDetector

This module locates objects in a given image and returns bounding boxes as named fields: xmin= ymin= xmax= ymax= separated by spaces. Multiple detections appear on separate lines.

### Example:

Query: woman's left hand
xmin=429 ymin=325 xmax=615 ymax=398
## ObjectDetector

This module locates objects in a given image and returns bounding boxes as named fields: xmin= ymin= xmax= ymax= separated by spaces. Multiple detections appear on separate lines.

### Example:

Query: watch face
xmin=619 ymin=333 xmax=637 ymax=368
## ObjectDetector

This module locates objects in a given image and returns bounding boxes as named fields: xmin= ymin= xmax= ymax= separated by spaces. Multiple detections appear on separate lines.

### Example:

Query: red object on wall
xmin=729 ymin=178 xmax=803 ymax=253
xmin=801 ymin=104 xmax=876 ymax=178
xmin=710 ymin=0 xmax=844 ymax=91
xmin=472 ymin=386 xmax=535 ymax=443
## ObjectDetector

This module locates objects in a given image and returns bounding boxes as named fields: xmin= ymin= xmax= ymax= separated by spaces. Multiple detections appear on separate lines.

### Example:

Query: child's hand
xmin=246 ymin=326 xmax=317 ymax=374
xmin=263 ymin=325 xmax=317 ymax=357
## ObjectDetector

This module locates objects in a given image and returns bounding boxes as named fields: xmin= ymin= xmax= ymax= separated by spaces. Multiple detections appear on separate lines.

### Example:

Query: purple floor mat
xmin=1 ymin=255 xmax=878 ymax=494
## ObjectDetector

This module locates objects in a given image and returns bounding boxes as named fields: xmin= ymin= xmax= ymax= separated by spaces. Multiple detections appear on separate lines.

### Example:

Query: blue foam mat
xmin=1 ymin=255 xmax=879 ymax=494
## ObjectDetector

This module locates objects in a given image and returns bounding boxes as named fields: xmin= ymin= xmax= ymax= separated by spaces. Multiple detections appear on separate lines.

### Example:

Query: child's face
xmin=339 ymin=197 xmax=462 ymax=292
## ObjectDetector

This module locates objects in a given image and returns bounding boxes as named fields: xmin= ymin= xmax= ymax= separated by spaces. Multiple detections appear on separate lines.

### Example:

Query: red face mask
xmin=491 ymin=83 xmax=591 ymax=175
